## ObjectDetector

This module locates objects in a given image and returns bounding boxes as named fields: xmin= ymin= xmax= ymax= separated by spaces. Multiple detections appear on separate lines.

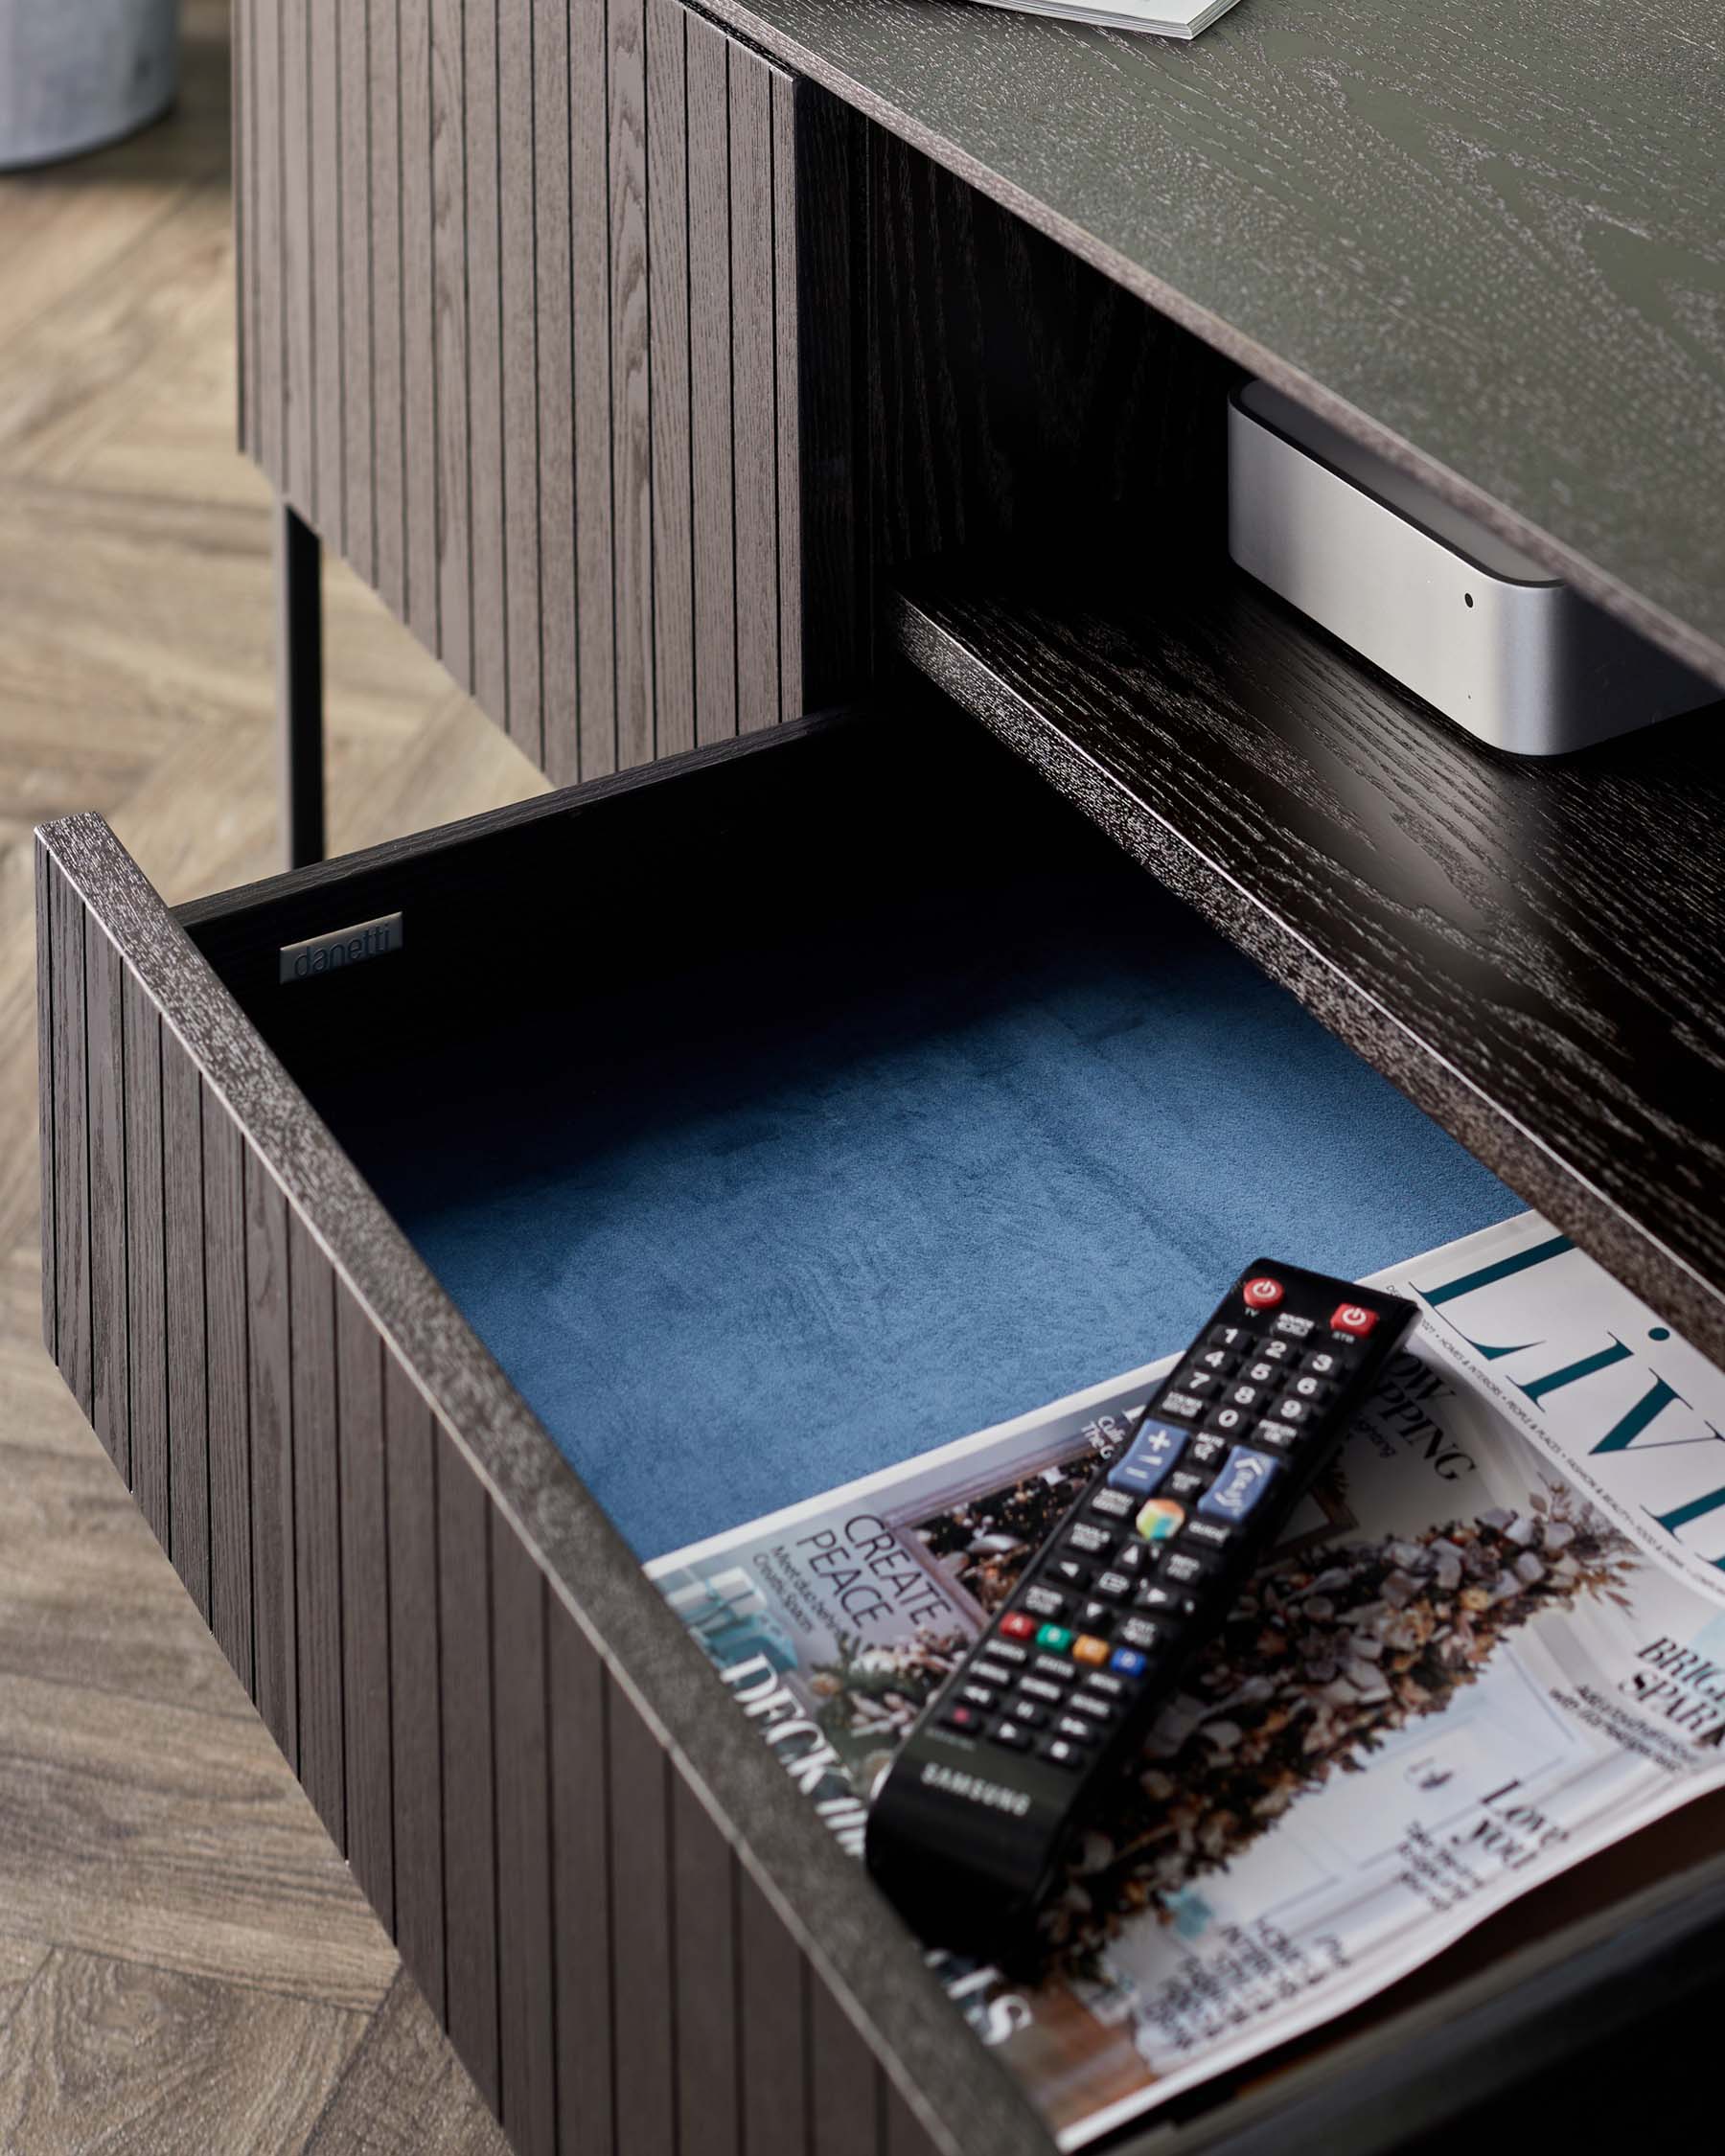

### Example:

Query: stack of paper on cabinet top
xmin=967 ymin=0 xmax=1244 ymax=37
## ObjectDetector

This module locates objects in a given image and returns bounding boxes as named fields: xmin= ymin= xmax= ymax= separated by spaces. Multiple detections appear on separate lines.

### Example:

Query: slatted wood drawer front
xmin=235 ymin=0 xmax=862 ymax=785
xmin=34 ymin=800 xmax=1048 ymax=2156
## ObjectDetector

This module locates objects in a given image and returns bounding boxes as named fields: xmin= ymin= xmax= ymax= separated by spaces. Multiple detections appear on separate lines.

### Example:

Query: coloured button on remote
xmin=1037 ymin=1623 xmax=1074 ymax=1653
xmin=1242 ymin=1275 xmax=1283 ymax=1310
xmin=1199 ymin=1446 xmax=1280 ymax=1523
xmin=1107 ymin=1419 xmax=1187 ymax=1497
xmin=1331 ymin=1302 xmax=1378 ymax=1337
xmin=1072 ymin=1634 xmax=1112 ymax=1666
xmin=999 ymin=1613 xmax=1036 ymax=1640
xmin=1135 ymin=1497 xmax=1185 ymax=1542
xmin=1110 ymin=1646 xmax=1148 ymax=1678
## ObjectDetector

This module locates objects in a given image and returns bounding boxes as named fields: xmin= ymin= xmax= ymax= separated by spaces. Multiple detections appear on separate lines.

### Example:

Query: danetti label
xmin=279 ymin=910 xmax=403 ymax=984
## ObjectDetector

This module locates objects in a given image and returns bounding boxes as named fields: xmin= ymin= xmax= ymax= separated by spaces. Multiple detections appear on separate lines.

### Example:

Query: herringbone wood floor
xmin=0 ymin=7 xmax=541 ymax=2145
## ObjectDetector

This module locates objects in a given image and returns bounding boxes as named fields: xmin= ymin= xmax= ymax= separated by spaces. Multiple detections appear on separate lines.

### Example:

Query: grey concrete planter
xmin=0 ymin=0 xmax=179 ymax=170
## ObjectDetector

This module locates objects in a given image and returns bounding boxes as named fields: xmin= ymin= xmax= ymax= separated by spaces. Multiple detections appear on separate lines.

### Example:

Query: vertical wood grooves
xmin=386 ymin=1349 xmax=446 ymax=2017
xmin=245 ymin=1145 xmax=296 ymax=1768
xmin=493 ymin=1525 xmax=556 ymax=2156
xmin=49 ymin=859 xmax=91 ymax=1418
xmin=687 ymin=11 xmax=735 ymax=747
xmin=341 ymin=0 xmax=376 ymax=583
xmin=610 ymin=1680 xmax=676 ymax=2154
xmin=124 ymin=969 xmax=170 ymax=1548
xmin=674 ymin=1771 xmax=740 ymax=2156
xmin=610 ymin=0 xmax=653 ymax=770
xmin=647 ymin=0 xmax=691 ymax=761
xmin=289 ymin=1213 xmax=344 ymax=1847
xmin=255 ymin=0 xmax=282 ymax=484
xmin=34 ymin=840 xmax=55 ymax=1363
xmin=500 ymin=0 xmax=542 ymax=767
xmin=282 ymin=0 xmax=314 ymax=514
xmin=203 ymin=1081 xmax=251 ymax=1685
xmin=402 ymin=0 xmax=437 ymax=648
xmin=311 ymin=0 xmax=342 ymax=539
xmin=430 ymin=0 xmax=470 ymax=686
xmin=551 ymin=1608 xmax=614 ymax=2153
xmin=466 ymin=0 xmax=506 ymax=722
xmin=533 ymin=0 xmax=575 ymax=784
xmin=84 ymin=913 xmax=127 ymax=1479
xmin=438 ymin=1417 xmax=500 ymax=2108
xmin=36 ymin=814 xmax=1055 ymax=2156
xmin=242 ymin=0 xmax=857 ymax=782
xmin=339 ymin=1293 xmax=394 ymax=1934
xmin=164 ymin=1033 xmax=211 ymax=1619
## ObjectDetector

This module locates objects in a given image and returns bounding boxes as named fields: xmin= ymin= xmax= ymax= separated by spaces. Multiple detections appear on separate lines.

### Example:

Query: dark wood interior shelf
xmin=889 ymin=560 xmax=1725 ymax=1362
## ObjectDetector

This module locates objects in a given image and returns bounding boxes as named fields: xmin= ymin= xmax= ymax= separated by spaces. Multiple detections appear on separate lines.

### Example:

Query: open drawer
xmin=34 ymin=698 xmax=1725 ymax=2155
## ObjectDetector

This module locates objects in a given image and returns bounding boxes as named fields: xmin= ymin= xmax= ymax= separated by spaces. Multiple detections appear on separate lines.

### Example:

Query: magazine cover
xmin=649 ymin=1213 xmax=1725 ymax=2147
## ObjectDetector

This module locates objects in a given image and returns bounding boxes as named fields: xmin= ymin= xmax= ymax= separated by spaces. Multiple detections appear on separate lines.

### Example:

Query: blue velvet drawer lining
xmin=310 ymin=819 xmax=1515 ymax=1562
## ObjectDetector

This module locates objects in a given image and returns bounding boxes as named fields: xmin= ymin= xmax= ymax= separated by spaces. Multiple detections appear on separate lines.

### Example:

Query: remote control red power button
xmin=1331 ymin=1303 xmax=1378 ymax=1336
xmin=1242 ymin=1276 xmax=1284 ymax=1310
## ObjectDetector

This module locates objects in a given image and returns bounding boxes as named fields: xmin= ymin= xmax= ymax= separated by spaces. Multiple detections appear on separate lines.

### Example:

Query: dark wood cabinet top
xmin=708 ymin=0 xmax=1725 ymax=684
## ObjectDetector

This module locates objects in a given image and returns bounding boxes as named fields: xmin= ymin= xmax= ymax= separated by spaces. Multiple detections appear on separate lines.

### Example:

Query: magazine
xmin=649 ymin=1213 xmax=1725 ymax=2147
xmin=966 ymin=0 xmax=1245 ymax=38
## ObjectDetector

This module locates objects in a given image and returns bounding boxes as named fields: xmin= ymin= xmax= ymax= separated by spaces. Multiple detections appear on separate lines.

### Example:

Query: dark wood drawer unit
xmin=35 ymin=716 xmax=1031 ymax=2156
xmin=233 ymin=0 xmax=862 ymax=784
xmin=36 ymin=704 xmax=1725 ymax=2156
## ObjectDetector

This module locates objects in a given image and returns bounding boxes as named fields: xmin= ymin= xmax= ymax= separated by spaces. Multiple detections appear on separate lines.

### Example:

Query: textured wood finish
xmin=302 ymin=1968 xmax=509 ymax=2155
xmin=0 ymin=1948 xmax=365 ymax=2153
xmin=492 ymin=1524 xmax=556 ymax=2156
xmin=437 ymin=1422 xmax=500 ymax=2110
xmin=868 ymin=128 xmax=1233 ymax=574
xmin=43 ymin=708 xmax=1725 ymax=2152
xmin=202 ymin=1085 xmax=252 ymax=1687
xmin=338 ymin=1281 xmax=394 ymax=1938
xmin=34 ymin=751 xmax=1053 ymax=2156
xmin=122 ymin=973 xmax=169 ymax=1551
xmin=891 ymin=562 xmax=1725 ymax=1365
xmin=0 ymin=29 xmax=533 ymax=2129
xmin=690 ymin=0 xmax=1725 ymax=690
xmin=235 ymin=0 xmax=863 ymax=782
xmin=290 ymin=1213 xmax=344 ymax=1846
xmin=163 ymin=1044 xmax=210 ymax=1621
xmin=385 ymin=1346 xmax=447 ymax=2023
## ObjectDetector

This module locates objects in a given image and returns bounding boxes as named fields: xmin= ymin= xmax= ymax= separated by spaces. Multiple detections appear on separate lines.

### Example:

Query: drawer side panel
xmin=550 ymin=1603 xmax=616 ymax=2152
xmin=493 ymin=1522 xmax=557 ymax=2156
xmin=85 ymin=914 xmax=128 ymax=1480
xmin=610 ymin=1676 xmax=678 ymax=2156
xmin=203 ymin=1085 xmax=253 ymax=1685
xmin=438 ymin=1417 xmax=501 ymax=2107
xmin=386 ymin=1346 xmax=448 ymax=2018
xmin=123 ymin=970 xmax=170 ymax=1552
xmin=48 ymin=857 xmax=91 ymax=1419
xmin=34 ymin=839 xmax=55 ymax=1364
xmin=337 ymin=1278 xmax=394 ymax=1935
xmin=163 ymin=1041 xmax=211 ymax=1622
xmin=290 ymin=1211 xmax=345 ymax=1846
xmin=35 ymin=808 xmax=1052 ymax=2156
xmin=673 ymin=1776 xmax=742 ymax=2156
xmin=740 ymin=1864 xmax=811 ymax=2156
xmin=245 ymin=1142 xmax=298 ymax=1769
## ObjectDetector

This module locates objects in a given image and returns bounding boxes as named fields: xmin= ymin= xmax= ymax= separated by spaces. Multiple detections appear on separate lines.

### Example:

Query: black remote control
xmin=864 ymin=1261 xmax=1418 ymax=1961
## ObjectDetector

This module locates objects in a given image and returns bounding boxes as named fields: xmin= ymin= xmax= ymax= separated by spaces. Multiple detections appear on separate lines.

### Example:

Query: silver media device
xmin=1227 ymin=380 xmax=1716 ymax=757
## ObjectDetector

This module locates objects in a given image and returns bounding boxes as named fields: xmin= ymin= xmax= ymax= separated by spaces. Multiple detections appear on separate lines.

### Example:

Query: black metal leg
xmin=274 ymin=499 xmax=325 ymax=870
